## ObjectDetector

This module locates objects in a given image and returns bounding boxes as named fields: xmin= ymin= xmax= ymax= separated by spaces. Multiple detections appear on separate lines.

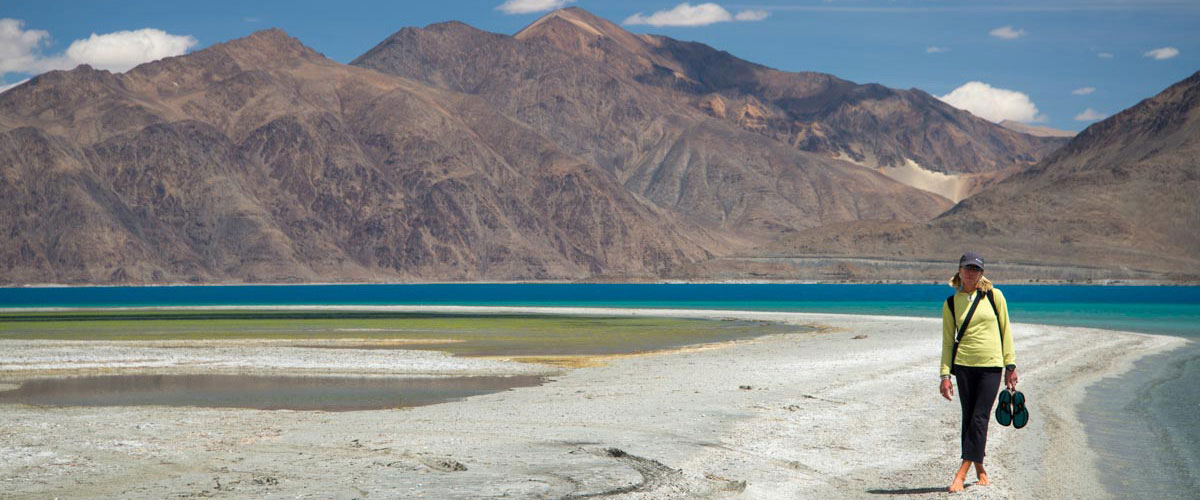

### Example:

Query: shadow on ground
xmin=866 ymin=486 xmax=947 ymax=495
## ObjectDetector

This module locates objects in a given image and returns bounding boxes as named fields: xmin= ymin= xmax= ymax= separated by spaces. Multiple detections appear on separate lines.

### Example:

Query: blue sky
xmin=2 ymin=0 xmax=1197 ymax=132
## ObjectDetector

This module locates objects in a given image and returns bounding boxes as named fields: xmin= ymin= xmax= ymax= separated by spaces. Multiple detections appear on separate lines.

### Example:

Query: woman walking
xmin=939 ymin=252 xmax=1018 ymax=493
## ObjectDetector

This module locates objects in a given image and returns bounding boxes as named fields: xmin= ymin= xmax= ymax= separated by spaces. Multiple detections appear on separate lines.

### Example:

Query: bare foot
xmin=949 ymin=461 xmax=971 ymax=493
xmin=948 ymin=476 xmax=965 ymax=493
xmin=975 ymin=462 xmax=990 ymax=486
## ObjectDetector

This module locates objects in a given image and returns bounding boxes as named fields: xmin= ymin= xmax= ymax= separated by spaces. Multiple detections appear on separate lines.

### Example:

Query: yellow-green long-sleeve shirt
xmin=940 ymin=287 xmax=1015 ymax=376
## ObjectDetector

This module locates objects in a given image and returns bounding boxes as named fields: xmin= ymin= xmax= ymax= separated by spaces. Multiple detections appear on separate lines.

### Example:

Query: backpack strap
xmin=947 ymin=295 xmax=955 ymax=323
xmin=986 ymin=289 xmax=1006 ymax=354
xmin=949 ymin=292 xmax=985 ymax=374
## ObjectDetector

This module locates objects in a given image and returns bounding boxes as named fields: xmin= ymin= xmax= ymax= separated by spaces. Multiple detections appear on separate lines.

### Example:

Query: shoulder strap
xmin=949 ymin=292 xmax=985 ymax=370
xmin=954 ymin=292 xmax=985 ymax=343
xmin=947 ymin=296 xmax=956 ymax=330
xmin=987 ymin=289 xmax=1004 ymax=349
xmin=986 ymin=290 xmax=1000 ymax=324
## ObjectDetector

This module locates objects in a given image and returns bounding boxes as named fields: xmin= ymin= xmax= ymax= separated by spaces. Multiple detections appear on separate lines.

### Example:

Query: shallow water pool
xmin=0 ymin=374 xmax=546 ymax=411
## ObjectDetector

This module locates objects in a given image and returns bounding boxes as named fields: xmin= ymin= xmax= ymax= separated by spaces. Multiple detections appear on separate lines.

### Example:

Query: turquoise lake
xmin=1 ymin=283 xmax=1198 ymax=337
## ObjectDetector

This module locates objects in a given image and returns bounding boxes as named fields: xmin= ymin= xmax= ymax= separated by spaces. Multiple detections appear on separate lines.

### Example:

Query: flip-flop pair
xmin=995 ymin=389 xmax=1029 ymax=429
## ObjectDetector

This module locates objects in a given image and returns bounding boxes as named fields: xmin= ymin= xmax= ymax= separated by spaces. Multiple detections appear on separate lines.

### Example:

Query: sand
xmin=0 ymin=307 xmax=1188 ymax=499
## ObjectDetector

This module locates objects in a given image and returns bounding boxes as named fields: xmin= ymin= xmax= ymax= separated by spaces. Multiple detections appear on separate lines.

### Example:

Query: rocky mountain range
xmin=353 ymin=8 xmax=1064 ymax=206
xmin=761 ymin=70 xmax=1200 ymax=282
xmin=0 ymin=8 xmax=1184 ymax=284
xmin=0 ymin=29 xmax=728 ymax=283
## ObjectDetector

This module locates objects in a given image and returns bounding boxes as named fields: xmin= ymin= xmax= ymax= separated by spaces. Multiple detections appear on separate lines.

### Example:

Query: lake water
xmin=2 ymin=283 xmax=1198 ymax=336
xmin=1 ymin=283 xmax=1197 ymax=497
xmin=1082 ymin=342 xmax=1200 ymax=498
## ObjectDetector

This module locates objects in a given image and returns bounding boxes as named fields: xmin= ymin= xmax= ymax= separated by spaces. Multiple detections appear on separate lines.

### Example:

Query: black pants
xmin=954 ymin=365 xmax=1002 ymax=463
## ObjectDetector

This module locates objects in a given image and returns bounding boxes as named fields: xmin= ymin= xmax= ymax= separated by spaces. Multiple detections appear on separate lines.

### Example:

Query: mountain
xmin=354 ymin=8 xmax=1064 ymax=180
xmin=516 ymin=8 xmax=1068 ymax=174
xmin=0 ymin=10 xmax=1116 ymax=285
xmin=0 ymin=29 xmax=727 ymax=284
xmin=352 ymin=9 xmax=956 ymax=242
xmin=999 ymin=120 xmax=1076 ymax=138
xmin=760 ymin=70 xmax=1200 ymax=282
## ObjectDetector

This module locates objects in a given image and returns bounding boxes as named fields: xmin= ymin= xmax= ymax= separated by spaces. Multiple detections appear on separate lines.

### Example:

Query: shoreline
xmin=0 ymin=308 xmax=1189 ymax=499
xmin=3 ymin=278 xmax=1197 ymax=288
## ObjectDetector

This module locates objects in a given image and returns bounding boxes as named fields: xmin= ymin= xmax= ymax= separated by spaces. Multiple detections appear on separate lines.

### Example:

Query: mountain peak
xmin=516 ymin=8 xmax=612 ymax=38
xmin=1053 ymin=69 xmax=1200 ymax=162
xmin=216 ymin=28 xmax=320 ymax=62
xmin=515 ymin=7 xmax=655 ymax=54
xmin=119 ymin=27 xmax=327 ymax=92
xmin=244 ymin=28 xmax=298 ymax=45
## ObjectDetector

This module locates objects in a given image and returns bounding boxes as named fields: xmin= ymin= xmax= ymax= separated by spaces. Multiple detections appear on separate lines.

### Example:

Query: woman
xmin=939 ymin=252 xmax=1018 ymax=493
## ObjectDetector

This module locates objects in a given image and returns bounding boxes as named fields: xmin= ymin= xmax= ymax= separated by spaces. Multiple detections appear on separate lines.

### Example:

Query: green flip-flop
xmin=995 ymin=389 xmax=1013 ymax=426
xmin=1011 ymin=390 xmax=1029 ymax=429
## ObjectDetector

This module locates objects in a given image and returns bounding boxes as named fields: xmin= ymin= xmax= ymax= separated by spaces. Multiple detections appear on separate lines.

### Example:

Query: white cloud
xmin=1074 ymin=108 xmax=1107 ymax=121
xmin=1097 ymin=52 xmax=1114 ymax=59
xmin=926 ymin=46 xmax=949 ymax=54
xmin=1143 ymin=46 xmax=1179 ymax=60
xmin=0 ymin=18 xmax=53 ymax=74
xmin=989 ymin=25 xmax=1026 ymax=40
xmin=939 ymin=81 xmax=1045 ymax=123
xmin=497 ymin=0 xmax=573 ymax=14
xmin=0 ymin=19 xmax=196 ymax=80
xmin=1071 ymin=86 xmax=1095 ymax=95
xmin=0 ymin=78 xmax=28 ymax=94
xmin=624 ymin=3 xmax=769 ymax=27
xmin=63 ymin=29 xmax=197 ymax=72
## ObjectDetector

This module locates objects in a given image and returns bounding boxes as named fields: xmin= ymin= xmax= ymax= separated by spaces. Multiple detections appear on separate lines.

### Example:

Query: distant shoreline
xmin=3 ymin=278 xmax=1196 ymax=288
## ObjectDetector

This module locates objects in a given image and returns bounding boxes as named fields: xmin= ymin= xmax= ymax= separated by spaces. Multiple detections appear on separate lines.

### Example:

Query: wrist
xmin=940 ymin=375 xmax=951 ymax=381
xmin=1006 ymin=364 xmax=1017 ymax=372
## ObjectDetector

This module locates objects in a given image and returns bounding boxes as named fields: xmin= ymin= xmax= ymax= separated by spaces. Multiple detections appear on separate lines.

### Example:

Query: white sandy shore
xmin=0 ymin=307 xmax=1188 ymax=499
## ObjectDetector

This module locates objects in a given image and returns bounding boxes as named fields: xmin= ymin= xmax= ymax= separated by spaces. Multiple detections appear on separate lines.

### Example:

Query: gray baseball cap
xmin=959 ymin=252 xmax=985 ymax=270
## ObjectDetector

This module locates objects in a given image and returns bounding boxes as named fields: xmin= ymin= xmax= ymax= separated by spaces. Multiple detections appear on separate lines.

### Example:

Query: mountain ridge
xmin=0 ymin=27 xmax=729 ymax=284
xmin=2 ymin=10 xmax=1184 ymax=284
xmin=762 ymin=70 xmax=1200 ymax=281
xmin=521 ymin=9 xmax=1066 ymax=174
xmin=353 ymin=16 xmax=955 ymax=242
xmin=355 ymin=7 xmax=1064 ymax=223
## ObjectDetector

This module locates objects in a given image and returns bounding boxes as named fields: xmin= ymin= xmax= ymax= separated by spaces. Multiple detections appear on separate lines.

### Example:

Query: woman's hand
xmin=940 ymin=378 xmax=954 ymax=400
xmin=1005 ymin=368 xmax=1019 ymax=391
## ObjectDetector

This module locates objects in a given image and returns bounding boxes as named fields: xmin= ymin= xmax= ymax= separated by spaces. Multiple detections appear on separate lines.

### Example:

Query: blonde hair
xmin=950 ymin=272 xmax=993 ymax=292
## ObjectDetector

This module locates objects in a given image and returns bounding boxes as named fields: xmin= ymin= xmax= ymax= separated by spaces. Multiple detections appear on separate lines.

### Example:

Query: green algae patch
xmin=0 ymin=310 xmax=802 ymax=357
